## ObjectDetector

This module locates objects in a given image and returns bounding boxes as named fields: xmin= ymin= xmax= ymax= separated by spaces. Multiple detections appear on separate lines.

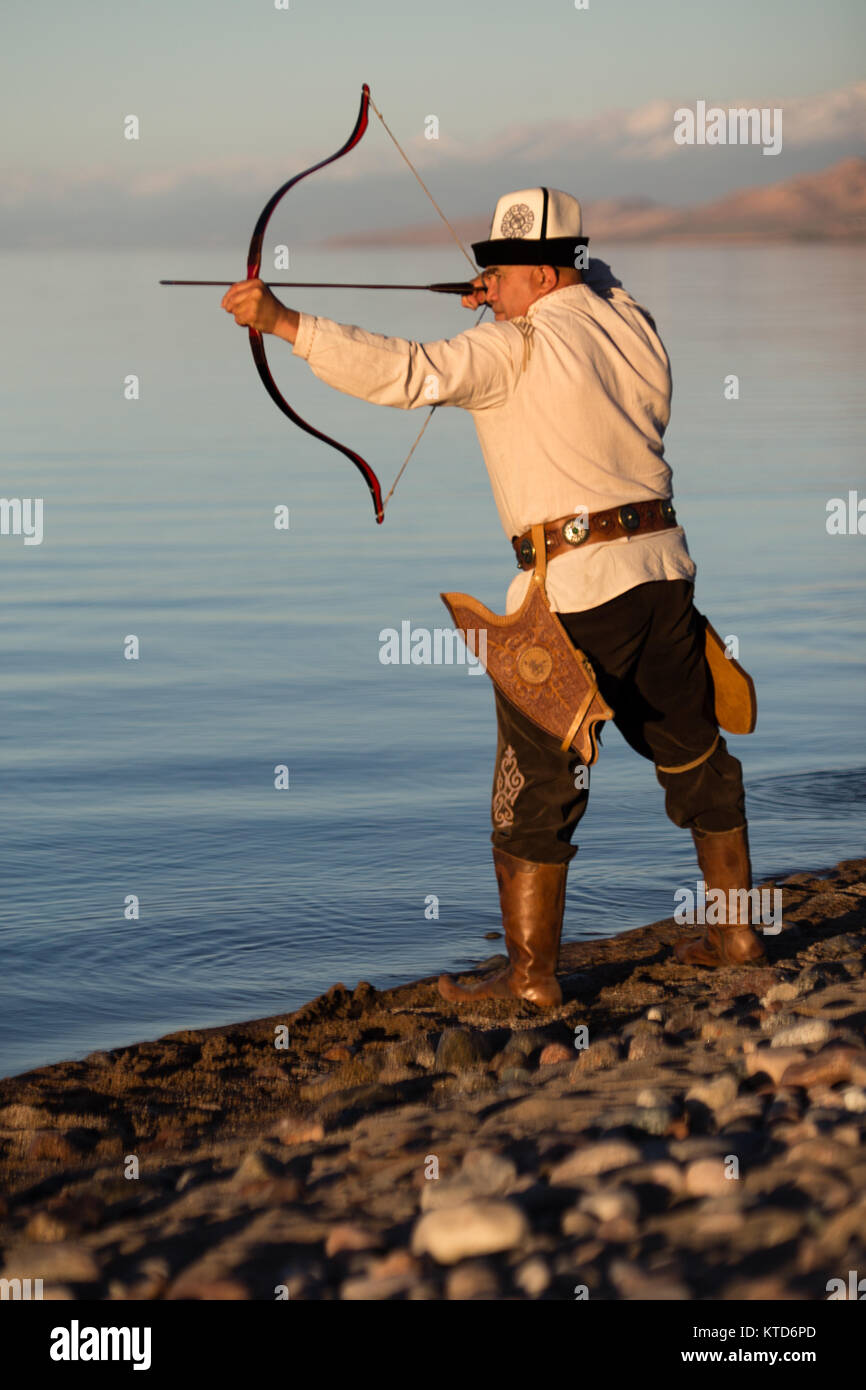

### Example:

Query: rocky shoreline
xmin=1 ymin=858 xmax=865 ymax=1301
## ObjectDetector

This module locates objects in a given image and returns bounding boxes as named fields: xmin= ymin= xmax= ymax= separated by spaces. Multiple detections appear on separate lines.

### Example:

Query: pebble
xmin=572 ymin=1038 xmax=620 ymax=1073
xmin=787 ymin=1137 xmax=855 ymax=1168
xmin=340 ymin=1271 xmax=416 ymax=1300
xmin=609 ymin=1259 xmax=689 ymax=1300
xmin=841 ymin=1087 xmax=866 ymax=1113
xmin=627 ymin=1033 xmax=667 ymax=1061
xmin=420 ymin=1178 xmax=480 ymax=1212
xmin=664 ymin=1007 xmax=697 ymax=1036
xmin=24 ymin=1132 xmax=83 ymax=1164
xmin=780 ymin=1045 xmax=866 ymax=1089
xmin=506 ymin=1028 xmax=560 ymax=1059
xmin=232 ymin=1149 xmax=286 ymax=1183
xmin=445 ymin=1259 xmax=500 ymax=1300
xmin=548 ymin=1140 xmax=642 ymax=1183
xmin=743 ymin=1047 xmax=807 ymax=1084
xmin=684 ymin=1158 xmax=735 ymax=1196
xmin=686 ymin=1073 xmax=739 ymax=1111
xmin=561 ymin=1208 xmax=596 ymax=1238
xmin=579 ymin=1188 xmax=640 ymax=1223
xmin=771 ymin=1019 xmax=832 ymax=1048
xmin=760 ymin=980 xmax=802 ymax=1006
xmin=368 ymin=1249 xmax=418 ymax=1280
xmin=460 ymin=1148 xmax=518 ymax=1195
xmin=25 ymin=1212 xmax=71 ymax=1243
xmin=435 ymin=1029 xmax=491 ymax=1072
xmin=325 ymin=1224 xmax=382 ymax=1256
xmin=167 ymin=1277 xmax=249 ymax=1300
xmin=646 ymin=1006 xmax=666 ymax=1023
xmin=690 ymin=1200 xmax=746 ymax=1238
xmin=636 ymin=1087 xmax=670 ymax=1108
xmin=411 ymin=1199 xmax=529 ymax=1264
xmin=619 ymin=1160 xmax=685 ymax=1196
xmin=492 ymin=1048 xmax=524 ymax=1073
xmin=668 ymin=1136 xmax=733 ymax=1161
xmin=514 ymin=1256 xmax=551 ymax=1297
xmin=622 ymin=1018 xmax=662 ymax=1040
xmin=700 ymin=1018 xmax=741 ymax=1043
xmin=766 ymin=1090 xmax=803 ymax=1124
xmin=624 ymin=1104 xmax=676 ymax=1136
xmin=274 ymin=1113 xmax=326 ymax=1146
xmin=760 ymin=1012 xmax=798 ymax=1033
xmin=500 ymin=1065 xmax=533 ymax=1085
xmin=831 ymin=1123 xmax=860 ymax=1146
xmin=1 ymin=1243 xmax=99 ymax=1284
xmin=539 ymin=1044 xmax=572 ymax=1066
xmin=23 ymin=1195 xmax=104 ymax=1243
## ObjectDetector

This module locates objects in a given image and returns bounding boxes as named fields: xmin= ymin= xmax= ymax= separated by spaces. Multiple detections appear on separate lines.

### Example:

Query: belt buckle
xmin=563 ymin=511 xmax=589 ymax=546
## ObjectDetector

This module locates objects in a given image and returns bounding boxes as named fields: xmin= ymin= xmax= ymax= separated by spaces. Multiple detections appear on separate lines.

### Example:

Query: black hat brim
xmin=471 ymin=236 xmax=589 ymax=268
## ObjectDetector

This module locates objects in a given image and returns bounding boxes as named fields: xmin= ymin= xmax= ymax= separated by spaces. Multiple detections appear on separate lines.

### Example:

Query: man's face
xmin=481 ymin=263 xmax=556 ymax=320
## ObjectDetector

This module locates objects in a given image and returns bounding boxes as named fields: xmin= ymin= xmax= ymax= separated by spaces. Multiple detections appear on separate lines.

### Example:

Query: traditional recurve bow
xmin=162 ymin=84 xmax=483 ymax=525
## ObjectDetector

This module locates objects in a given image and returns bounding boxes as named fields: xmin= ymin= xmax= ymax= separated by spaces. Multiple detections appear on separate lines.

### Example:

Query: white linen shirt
xmin=292 ymin=261 xmax=696 ymax=613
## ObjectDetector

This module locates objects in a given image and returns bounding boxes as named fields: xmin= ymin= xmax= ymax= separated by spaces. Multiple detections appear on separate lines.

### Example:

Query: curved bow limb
xmin=246 ymin=83 xmax=385 ymax=525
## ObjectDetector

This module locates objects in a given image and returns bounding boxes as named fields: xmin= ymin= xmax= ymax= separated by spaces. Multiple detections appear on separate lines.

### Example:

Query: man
xmin=222 ymin=186 xmax=766 ymax=1010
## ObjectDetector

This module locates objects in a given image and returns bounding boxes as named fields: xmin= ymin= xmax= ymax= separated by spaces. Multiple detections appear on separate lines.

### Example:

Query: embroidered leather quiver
xmin=441 ymin=569 xmax=614 ymax=765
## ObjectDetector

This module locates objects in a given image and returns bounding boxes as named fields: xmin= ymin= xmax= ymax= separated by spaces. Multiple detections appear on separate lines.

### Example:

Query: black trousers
xmin=490 ymin=579 xmax=747 ymax=864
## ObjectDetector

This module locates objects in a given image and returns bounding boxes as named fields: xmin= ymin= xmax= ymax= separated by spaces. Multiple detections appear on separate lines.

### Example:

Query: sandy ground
xmin=1 ymin=858 xmax=864 ymax=1300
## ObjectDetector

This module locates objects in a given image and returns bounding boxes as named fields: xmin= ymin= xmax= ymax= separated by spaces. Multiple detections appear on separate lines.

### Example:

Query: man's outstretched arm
xmin=221 ymin=278 xmax=520 ymax=412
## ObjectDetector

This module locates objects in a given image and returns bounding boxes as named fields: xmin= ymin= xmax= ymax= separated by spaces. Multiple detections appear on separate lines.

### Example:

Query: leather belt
xmin=512 ymin=499 xmax=678 ymax=571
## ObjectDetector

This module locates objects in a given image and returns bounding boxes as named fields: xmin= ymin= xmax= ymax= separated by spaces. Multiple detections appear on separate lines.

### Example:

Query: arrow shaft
xmin=160 ymin=279 xmax=482 ymax=295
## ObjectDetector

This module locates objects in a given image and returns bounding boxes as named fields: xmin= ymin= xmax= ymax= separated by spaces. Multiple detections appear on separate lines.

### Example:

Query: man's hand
xmin=461 ymin=274 xmax=489 ymax=312
xmin=221 ymin=279 xmax=299 ymax=342
xmin=462 ymin=272 xmax=507 ymax=321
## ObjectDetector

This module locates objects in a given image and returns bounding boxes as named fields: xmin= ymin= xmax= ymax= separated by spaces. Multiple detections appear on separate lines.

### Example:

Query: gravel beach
xmin=1 ymin=858 xmax=864 ymax=1301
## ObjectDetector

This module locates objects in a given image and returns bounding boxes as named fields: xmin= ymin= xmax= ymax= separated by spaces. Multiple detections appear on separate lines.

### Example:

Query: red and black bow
xmin=245 ymin=84 xmax=385 ymax=524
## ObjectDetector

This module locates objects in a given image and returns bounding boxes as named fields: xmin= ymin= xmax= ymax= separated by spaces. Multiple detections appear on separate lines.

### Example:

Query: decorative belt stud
xmin=618 ymin=505 xmax=641 ymax=530
xmin=517 ymin=536 xmax=536 ymax=568
xmin=563 ymin=514 xmax=589 ymax=546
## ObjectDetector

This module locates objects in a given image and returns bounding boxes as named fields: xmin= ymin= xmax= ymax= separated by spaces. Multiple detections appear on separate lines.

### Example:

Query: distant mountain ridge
xmin=325 ymin=158 xmax=866 ymax=247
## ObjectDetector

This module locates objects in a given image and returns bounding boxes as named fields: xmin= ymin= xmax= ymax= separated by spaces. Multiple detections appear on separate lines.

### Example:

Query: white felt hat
xmin=472 ymin=187 xmax=588 ymax=267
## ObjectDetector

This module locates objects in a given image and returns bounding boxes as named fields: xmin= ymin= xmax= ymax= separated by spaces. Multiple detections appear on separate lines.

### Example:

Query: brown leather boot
xmin=674 ymin=824 xmax=767 ymax=967
xmin=438 ymin=848 xmax=568 ymax=1007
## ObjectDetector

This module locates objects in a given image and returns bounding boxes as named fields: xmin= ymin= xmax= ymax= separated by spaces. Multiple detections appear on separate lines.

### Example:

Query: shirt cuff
xmin=292 ymin=311 xmax=317 ymax=359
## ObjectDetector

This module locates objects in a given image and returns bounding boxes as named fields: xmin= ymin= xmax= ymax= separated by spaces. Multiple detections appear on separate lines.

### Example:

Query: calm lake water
xmin=1 ymin=244 xmax=864 ymax=1079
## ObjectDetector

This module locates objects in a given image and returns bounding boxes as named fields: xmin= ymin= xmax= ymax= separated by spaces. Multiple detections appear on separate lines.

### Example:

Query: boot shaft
xmin=692 ymin=825 xmax=753 ymax=925
xmin=492 ymin=849 xmax=568 ymax=1005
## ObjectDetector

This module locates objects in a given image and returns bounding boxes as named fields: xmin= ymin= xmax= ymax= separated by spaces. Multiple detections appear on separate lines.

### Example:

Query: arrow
xmin=160 ymin=279 xmax=484 ymax=295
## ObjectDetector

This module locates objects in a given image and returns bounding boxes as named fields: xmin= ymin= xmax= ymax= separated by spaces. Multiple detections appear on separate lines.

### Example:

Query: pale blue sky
xmin=2 ymin=0 xmax=863 ymax=245
xmin=4 ymin=0 xmax=863 ymax=168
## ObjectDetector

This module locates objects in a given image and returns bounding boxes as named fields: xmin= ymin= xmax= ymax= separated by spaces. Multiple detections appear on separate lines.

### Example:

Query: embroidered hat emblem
xmin=500 ymin=203 xmax=534 ymax=238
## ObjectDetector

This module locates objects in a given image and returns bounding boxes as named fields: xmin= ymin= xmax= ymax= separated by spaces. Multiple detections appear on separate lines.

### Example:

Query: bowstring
xmin=368 ymin=94 xmax=486 ymax=513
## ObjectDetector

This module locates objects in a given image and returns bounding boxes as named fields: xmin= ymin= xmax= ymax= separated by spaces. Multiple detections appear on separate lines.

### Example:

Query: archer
xmin=221 ymin=186 xmax=766 ymax=1007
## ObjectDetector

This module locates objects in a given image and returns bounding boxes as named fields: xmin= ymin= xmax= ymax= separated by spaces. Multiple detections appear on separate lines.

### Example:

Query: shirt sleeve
xmin=292 ymin=312 xmax=524 ymax=411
